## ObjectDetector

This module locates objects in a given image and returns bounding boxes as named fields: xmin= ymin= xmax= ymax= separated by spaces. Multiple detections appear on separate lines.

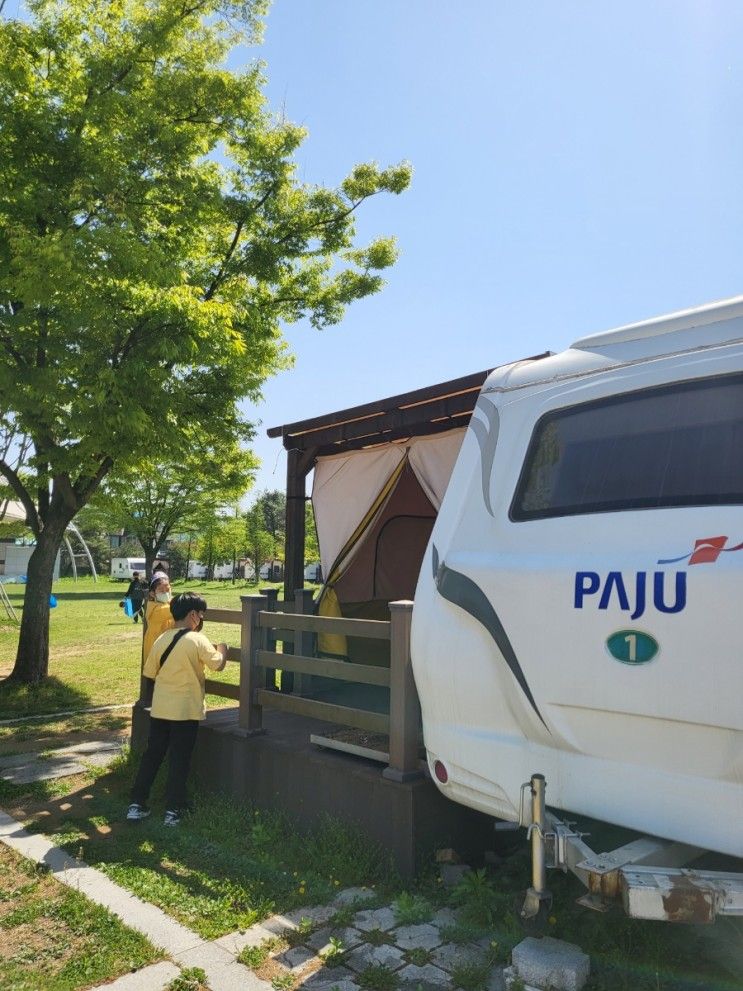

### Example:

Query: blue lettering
xmin=599 ymin=571 xmax=630 ymax=611
xmin=574 ymin=572 xmax=600 ymax=608
xmin=653 ymin=571 xmax=686 ymax=613
xmin=630 ymin=571 xmax=646 ymax=620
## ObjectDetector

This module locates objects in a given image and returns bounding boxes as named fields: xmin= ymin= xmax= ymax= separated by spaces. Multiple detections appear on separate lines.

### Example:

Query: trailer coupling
xmin=519 ymin=774 xmax=743 ymax=924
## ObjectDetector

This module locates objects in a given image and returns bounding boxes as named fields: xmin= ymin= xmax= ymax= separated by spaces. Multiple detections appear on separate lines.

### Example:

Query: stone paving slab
xmin=397 ymin=962 xmax=451 ymax=988
xmin=306 ymin=925 xmax=364 ymax=953
xmin=431 ymin=940 xmax=488 ymax=971
xmin=0 ymin=739 xmax=125 ymax=783
xmin=300 ymin=965 xmax=356 ymax=989
xmin=301 ymin=981 xmax=358 ymax=991
xmin=353 ymin=905 xmax=398 ymax=931
xmin=213 ymin=922 xmax=277 ymax=956
xmin=175 ymin=942 xmax=269 ymax=991
xmin=511 ymin=937 xmax=590 ymax=991
xmin=392 ymin=922 xmax=443 ymax=950
xmin=274 ymin=944 xmax=317 ymax=972
xmin=345 ymin=941 xmax=405 ymax=972
xmin=87 ymin=961 xmax=181 ymax=991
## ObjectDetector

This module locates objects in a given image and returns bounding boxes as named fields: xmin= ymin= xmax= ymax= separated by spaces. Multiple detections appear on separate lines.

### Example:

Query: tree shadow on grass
xmin=0 ymin=675 xmax=93 ymax=719
xmin=51 ymin=590 xmax=124 ymax=601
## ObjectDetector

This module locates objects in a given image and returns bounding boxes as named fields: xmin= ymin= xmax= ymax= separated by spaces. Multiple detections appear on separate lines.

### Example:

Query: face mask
xmin=155 ymin=592 xmax=171 ymax=603
xmin=194 ymin=618 xmax=204 ymax=633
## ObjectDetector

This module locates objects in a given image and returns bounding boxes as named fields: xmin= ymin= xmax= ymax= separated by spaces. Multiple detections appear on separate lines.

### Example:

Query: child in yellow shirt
xmin=128 ymin=592 xmax=227 ymax=826
xmin=142 ymin=573 xmax=174 ymax=660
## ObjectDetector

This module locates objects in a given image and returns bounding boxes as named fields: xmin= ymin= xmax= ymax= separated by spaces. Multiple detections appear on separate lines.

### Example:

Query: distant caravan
xmin=412 ymin=295 xmax=743 ymax=885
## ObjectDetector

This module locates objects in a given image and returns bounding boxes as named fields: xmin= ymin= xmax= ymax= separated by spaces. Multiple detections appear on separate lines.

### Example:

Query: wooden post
xmin=382 ymin=600 xmax=422 ymax=783
xmin=260 ymin=586 xmax=279 ymax=689
xmin=239 ymin=594 xmax=267 ymax=733
xmin=293 ymin=587 xmax=316 ymax=695
xmin=284 ymin=448 xmax=306 ymax=607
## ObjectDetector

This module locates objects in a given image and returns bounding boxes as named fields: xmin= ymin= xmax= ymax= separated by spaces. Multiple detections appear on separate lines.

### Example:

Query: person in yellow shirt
xmin=142 ymin=573 xmax=175 ymax=661
xmin=127 ymin=592 xmax=228 ymax=826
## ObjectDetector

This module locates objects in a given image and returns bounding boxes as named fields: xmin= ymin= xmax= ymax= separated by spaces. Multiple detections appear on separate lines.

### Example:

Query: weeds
xmin=271 ymin=975 xmax=295 ymax=991
xmin=405 ymin=947 xmax=434 ymax=967
xmin=329 ymin=906 xmax=355 ymax=928
xmin=392 ymin=891 xmax=433 ymax=925
xmin=320 ymin=936 xmax=346 ymax=966
xmin=167 ymin=968 xmax=208 ymax=991
xmin=238 ymin=938 xmax=278 ymax=969
xmin=357 ymin=963 xmax=400 ymax=990
xmin=452 ymin=869 xmax=501 ymax=926
xmin=450 ymin=961 xmax=490 ymax=990
xmin=364 ymin=927 xmax=394 ymax=947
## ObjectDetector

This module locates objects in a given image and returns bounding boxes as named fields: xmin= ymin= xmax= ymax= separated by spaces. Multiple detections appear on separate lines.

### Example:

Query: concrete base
xmin=131 ymin=703 xmax=493 ymax=877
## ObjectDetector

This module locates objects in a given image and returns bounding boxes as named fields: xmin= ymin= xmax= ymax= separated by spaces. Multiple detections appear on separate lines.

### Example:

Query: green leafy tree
xmin=257 ymin=490 xmax=286 ymax=547
xmin=91 ymin=436 xmax=256 ymax=578
xmin=305 ymin=500 xmax=320 ymax=566
xmin=193 ymin=512 xmax=245 ymax=578
xmin=0 ymin=0 xmax=410 ymax=682
xmin=245 ymin=501 xmax=274 ymax=577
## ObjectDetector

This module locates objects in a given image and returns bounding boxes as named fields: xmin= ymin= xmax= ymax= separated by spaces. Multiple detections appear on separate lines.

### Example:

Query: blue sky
xmin=239 ymin=1 xmax=743 ymax=497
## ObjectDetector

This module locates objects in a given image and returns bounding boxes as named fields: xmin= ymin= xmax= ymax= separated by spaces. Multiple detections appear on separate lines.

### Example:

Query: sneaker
xmin=126 ymin=803 xmax=151 ymax=822
xmin=163 ymin=809 xmax=181 ymax=827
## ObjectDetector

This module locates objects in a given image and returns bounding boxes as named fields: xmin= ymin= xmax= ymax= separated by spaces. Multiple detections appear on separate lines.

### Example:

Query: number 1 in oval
xmin=606 ymin=630 xmax=658 ymax=665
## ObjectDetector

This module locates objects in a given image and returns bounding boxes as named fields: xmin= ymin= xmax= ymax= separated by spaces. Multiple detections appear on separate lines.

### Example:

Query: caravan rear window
xmin=511 ymin=373 xmax=743 ymax=520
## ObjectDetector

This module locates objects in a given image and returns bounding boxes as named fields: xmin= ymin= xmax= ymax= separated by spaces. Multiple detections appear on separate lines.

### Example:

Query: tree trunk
xmin=144 ymin=550 xmax=157 ymax=580
xmin=10 ymin=528 xmax=64 ymax=684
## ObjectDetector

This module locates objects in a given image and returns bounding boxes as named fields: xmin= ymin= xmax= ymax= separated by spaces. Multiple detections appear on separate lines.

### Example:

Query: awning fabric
xmin=312 ymin=427 xmax=466 ymax=580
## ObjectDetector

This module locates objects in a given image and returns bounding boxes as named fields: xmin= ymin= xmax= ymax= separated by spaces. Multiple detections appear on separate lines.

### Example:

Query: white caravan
xmin=412 ymin=296 xmax=743 ymax=882
xmin=110 ymin=557 xmax=146 ymax=580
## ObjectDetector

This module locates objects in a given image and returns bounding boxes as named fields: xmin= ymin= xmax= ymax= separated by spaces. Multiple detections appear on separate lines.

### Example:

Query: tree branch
xmin=0 ymin=458 xmax=40 ymax=535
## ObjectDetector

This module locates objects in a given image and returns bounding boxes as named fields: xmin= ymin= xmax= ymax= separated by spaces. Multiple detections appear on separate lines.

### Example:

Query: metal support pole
xmin=521 ymin=773 xmax=553 ymax=919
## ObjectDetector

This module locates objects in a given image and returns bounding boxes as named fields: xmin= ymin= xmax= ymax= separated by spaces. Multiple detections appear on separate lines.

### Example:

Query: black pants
xmin=130 ymin=717 xmax=199 ymax=812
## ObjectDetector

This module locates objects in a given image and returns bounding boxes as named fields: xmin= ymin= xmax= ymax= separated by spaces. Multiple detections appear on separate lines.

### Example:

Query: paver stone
xmin=431 ymin=941 xmax=487 ymax=972
xmin=353 ymin=906 xmax=397 ymax=932
xmin=392 ymin=923 xmax=442 ymax=950
xmin=511 ymin=937 xmax=590 ymax=991
xmin=397 ymin=963 xmax=451 ymax=988
xmin=307 ymin=926 xmax=364 ymax=953
xmin=274 ymin=944 xmax=316 ymax=971
xmin=301 ymin=965 xmax=355 ymax=989
xmin=345 ymin=942 xmax=405 ymax=973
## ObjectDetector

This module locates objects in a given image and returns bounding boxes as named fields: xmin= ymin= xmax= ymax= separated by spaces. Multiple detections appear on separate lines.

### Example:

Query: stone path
xmin=0 ymin=736 xmax=590 ymax=991
xmin=0 ymin=738 xmax=126 ymax=783
xmin=0 ymin=807 xmax=509 ymax=991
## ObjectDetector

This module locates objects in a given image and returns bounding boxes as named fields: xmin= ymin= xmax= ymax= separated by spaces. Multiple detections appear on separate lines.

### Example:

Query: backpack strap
xmin=157 ymin=628 xmax=190 ymax=672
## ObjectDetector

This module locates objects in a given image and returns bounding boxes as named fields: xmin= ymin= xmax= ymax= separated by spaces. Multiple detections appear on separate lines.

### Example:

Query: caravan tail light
xmin=433 ymin=760 xmax=448 ymax=784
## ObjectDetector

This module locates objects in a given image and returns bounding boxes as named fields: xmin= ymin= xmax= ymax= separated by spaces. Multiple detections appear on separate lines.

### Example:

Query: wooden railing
xmin=196 ymin=590 xmax=421 ymax=782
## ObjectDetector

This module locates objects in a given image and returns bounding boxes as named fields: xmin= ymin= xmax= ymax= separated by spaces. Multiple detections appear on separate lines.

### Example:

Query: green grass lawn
xmin=0 ymin=578 xmax=741 ymax=991
xmin=0 ymin=576 xmax=284 ymax=720
xmin=0 ymin=840 xmax=160 ymax=991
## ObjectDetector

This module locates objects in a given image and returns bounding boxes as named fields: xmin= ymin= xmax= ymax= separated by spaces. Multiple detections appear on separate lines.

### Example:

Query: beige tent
xmin=313 ymin=429 xmax=465 ymax=662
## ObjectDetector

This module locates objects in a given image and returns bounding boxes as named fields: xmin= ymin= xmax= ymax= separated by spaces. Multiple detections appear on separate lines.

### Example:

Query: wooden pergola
xmin=267 ymin=369 xmax=495 ymax=603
